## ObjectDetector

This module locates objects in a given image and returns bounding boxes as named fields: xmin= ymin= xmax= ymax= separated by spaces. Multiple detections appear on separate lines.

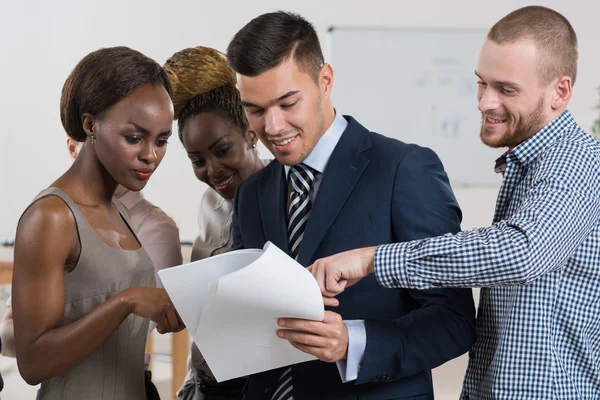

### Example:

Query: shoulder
xmin=546 ymin=124 xmax=600 ymax=167
xmin=200 ymin=187 xmax=229 ymax=211
xmin=135 ymin=198 xmax=180 ymax=236
xmin=367 ymin=131 xmax=442 ymax=171
xmin=346 ymin=115 xmax=439 ymax=166
xmin=198 ymin=189 xmax=233 ymax=227
xmin=15 ymin=193 xmax=79 ymax=264
xmin=537 ymin=126 xmax=600 ymax=190
xmin=18 ymin=194 xmax=76 ymax=234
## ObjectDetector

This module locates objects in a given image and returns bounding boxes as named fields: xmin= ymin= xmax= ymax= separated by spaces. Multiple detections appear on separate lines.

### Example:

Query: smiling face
xmin=85 ymin=83 xmax=174 ymax=191
xmin=181 ymin=111 xmax=259 ymax=199
xmin=236 ymin=57 xmax=334 ymax=166
xmin=476 ymin=39 xmax=559 ymax=149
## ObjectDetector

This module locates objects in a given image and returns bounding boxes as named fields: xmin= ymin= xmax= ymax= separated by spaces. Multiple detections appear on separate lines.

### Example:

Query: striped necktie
xmin=272 ymin=163 xmax=317 ymax=400
xmin=286 ymin=163 xmax=318 ymax=260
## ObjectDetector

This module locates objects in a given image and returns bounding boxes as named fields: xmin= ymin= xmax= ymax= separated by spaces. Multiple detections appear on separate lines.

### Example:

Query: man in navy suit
xmin=226 ymin=11 xmax=475 ymax=400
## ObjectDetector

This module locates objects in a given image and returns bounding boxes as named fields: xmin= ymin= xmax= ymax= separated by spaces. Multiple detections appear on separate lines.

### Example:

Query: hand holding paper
xmin=158 ymin=242 xmax=328 ymax=382
xmin=277 ymin=310 xmax=349 ymax=363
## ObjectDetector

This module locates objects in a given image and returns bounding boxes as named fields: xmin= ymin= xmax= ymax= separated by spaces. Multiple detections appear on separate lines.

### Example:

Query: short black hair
xmin=60 ymin=46 xmax=172 ymax=142
xmin=227 ymin=11 xmax=324 ymax=82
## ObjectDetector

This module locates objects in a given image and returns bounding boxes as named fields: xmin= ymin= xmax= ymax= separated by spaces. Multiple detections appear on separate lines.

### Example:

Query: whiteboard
xmin=327 ymin=27 xmax=504 ymax=186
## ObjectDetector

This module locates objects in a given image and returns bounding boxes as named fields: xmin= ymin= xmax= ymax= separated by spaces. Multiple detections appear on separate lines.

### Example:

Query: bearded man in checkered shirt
xmin=308 ymin=5 xmax=600 ymax=400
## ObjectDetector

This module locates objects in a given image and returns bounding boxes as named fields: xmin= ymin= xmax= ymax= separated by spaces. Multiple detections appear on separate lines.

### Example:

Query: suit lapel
xmin=297 ymin=118 xmax=371 ymax=266
xmin=258 ymin=162 xmax=290 ymax=254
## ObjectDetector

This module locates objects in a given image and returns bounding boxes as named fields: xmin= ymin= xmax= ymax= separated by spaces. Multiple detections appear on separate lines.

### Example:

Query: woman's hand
xmin=122 ymin=288 xmax=185 ymax=333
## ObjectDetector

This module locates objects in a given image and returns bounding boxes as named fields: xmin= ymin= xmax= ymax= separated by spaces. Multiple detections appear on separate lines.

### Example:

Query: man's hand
xmin=277 ymin=311 xmax=348 ymax=363
xmin=322 ymin=296 xmax=339 ymax=307
xmin=308 ymin=247 xmax=377 ymax=298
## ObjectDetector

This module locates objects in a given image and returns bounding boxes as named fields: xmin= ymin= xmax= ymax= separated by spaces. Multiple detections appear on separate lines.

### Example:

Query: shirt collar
xmin=510 ymin=110 xmax=575 ymax=167
xmin=493 ymin=110 xmax=575 ymax=173
xmin=285 ymin=110 xmax=348 ymax=177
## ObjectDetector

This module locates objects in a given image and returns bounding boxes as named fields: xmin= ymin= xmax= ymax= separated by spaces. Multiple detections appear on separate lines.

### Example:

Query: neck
xmin=60 ymin=143 xmax=118 ymax=206
xmin=251 ymin=152 xmax=263 ymax=174
xmin=550 ymin=106 xmax=567 ymax=121
xmin=322 ymin=100 xmax=336 ymax=134
xmin=115 ymin=185 xmax=130 ymax=198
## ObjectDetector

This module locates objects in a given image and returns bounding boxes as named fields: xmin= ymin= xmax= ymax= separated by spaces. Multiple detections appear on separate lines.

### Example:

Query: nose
xmin=206 ymin=157 xmax=223 ymax=178
xmin=264 ymin=108 xmax=286 ymax=136
xmin=478 ymin=86 xmax=501 ymax=114
xmin=139 ymin=142 xmax=157 ymax=164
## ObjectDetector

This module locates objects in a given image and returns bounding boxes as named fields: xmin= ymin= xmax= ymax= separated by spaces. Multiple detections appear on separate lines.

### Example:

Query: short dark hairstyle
xmin=60 ymin=46 xmax=172 ymax=142
xmin=227 ymin=11 xmax=324 ymax=82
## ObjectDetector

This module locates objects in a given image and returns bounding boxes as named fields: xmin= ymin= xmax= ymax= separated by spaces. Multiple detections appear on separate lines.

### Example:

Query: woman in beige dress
xmin=163 ymin=46 xmax=265 ymax=400
xmin=12 ymin=46 xmax=184 ymax=400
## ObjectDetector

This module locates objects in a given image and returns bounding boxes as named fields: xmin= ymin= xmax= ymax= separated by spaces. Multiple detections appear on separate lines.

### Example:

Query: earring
xmin=252 ymin=143 xmax=257 ymax=149
xmin=90 ymin=134 xmax=96 ymax=145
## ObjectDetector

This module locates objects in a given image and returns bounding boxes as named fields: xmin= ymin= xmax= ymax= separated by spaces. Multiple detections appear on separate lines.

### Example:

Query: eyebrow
xmin=208 ymin=136 xmax=228 ymax=150
xmin=241 ymin=90 xmax=300 ymax=109
xmin=474 ymin=71 xmax=520 ymax=89
xmin=131 ymin=122 xmax=171 ymax=136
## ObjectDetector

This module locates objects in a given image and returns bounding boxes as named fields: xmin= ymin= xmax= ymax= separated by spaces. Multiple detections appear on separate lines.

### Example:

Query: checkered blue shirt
xmin=375 ymin=111 xmax=600 ymax=399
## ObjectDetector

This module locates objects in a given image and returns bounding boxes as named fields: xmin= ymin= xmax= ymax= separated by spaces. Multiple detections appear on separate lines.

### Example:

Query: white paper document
xmin=158 ymin=242 xmax=324 ymax=382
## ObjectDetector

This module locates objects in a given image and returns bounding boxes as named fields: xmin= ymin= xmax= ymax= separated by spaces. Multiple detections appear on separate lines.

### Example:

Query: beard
xmin=480 ymin=97 xmax=546 ymax=149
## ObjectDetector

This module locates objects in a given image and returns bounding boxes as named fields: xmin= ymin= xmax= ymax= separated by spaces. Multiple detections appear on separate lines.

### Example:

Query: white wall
xmin=1 ymin=0 xmax=597 ymax=244
xmin=1 ymin=2 xmax=596 ymax=398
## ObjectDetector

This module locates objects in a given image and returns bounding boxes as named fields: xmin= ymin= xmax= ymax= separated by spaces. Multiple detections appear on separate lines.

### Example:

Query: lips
xmin=272 ymin=135 xmax=298 ymax=146
xmin=211 ymin=175 xmax=235 ymax=192
xmin=134 ymin=169 xmax=153 ymax=180
xmin=269 ymin=135 xmax=299 ymax=152
xmin=485 ymin=115 xmax=507 ymax=124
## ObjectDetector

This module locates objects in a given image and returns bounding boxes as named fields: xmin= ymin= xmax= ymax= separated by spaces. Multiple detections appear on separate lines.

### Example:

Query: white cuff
xmin=335 ymin=320 xmax=366 ymax=383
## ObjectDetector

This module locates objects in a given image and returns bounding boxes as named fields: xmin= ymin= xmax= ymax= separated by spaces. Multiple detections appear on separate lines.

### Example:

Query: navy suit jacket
xmin=232 ymin=116 xmax=476 ymax=399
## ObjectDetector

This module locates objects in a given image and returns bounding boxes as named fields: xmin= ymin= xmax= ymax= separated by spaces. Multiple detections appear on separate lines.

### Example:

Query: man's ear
xmin=550 ymin=75 xmax=572 ymax=110
xmin=319 ymin=63 xmax=334 ymax=100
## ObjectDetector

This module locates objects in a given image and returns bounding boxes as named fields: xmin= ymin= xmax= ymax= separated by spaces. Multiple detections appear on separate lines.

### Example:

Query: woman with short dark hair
xmin=12 ymin=46 xmax=184 ymax=400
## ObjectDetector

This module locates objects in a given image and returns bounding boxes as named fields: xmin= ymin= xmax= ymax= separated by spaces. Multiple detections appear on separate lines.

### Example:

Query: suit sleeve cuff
xmin=336 ymin=320 xmax=366 ymax=383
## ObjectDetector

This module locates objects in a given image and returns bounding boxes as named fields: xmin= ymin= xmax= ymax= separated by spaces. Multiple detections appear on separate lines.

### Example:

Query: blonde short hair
xmin=488 ymin=6 xmax=578 ymax=86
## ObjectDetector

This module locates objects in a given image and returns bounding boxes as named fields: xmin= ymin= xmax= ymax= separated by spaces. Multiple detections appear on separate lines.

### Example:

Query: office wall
xmin=1 ymin=2 xmax=596 ymax=398
xmin=1 ymin=0 xmax=596 ymax=243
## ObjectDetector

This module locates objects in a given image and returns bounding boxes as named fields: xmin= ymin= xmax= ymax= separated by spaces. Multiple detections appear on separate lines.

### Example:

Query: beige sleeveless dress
xmin=30 ymin=187 xmax=155 ymax=400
